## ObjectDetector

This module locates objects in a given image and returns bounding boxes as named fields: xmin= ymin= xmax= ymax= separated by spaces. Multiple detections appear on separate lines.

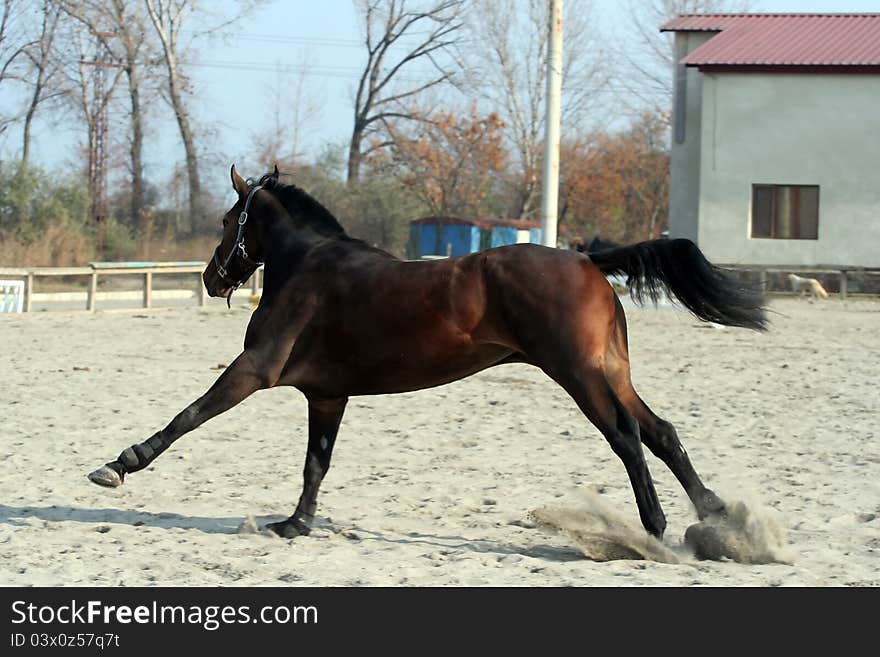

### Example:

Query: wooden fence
xmin=719 ymin=264 xmax=880 ymax=300
xmin=0 ymin=261 xmax=263 ymax=312
xmin=2 ymin=260 xmax=877 ymax=313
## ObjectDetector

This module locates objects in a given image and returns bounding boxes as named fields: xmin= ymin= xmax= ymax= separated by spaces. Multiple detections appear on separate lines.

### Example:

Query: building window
xmin=751 ymin=184 xmax=819 ymax=239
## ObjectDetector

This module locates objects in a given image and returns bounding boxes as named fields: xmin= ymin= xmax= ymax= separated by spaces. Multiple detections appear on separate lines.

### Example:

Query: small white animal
xmin=787 ymin=273 xmax=829 ymax=300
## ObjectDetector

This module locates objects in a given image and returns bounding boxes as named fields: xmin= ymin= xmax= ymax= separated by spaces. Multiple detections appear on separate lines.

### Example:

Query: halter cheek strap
xmin=213 ymin=183 xmax=264 ymax=307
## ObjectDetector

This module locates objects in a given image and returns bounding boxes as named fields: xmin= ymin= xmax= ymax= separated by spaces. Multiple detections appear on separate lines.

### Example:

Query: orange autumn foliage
xmin=559 ymin=112 xmax=670 ymax=244
xmin=371 ymin=107 xmax=507 ymax=218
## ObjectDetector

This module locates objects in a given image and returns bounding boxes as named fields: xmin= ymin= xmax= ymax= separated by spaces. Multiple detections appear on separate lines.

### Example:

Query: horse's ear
xmin=230 ymin=164 xmax=248 ymax=197
xmin=271 ymin=164 xmax=280 ymax=180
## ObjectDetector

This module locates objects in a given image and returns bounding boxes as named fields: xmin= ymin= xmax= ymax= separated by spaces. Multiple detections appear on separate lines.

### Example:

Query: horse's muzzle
xmin=203 ymin=268 xmax=231 ymax=299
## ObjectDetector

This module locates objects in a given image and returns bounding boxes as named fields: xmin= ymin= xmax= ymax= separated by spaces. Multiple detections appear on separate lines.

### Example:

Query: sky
xmin=3 ymin=0 xmax=880 ymax=198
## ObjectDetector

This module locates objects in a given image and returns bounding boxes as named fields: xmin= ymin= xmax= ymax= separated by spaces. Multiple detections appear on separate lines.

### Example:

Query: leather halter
xmin=213 ymin=183 xmax=264 ymax=307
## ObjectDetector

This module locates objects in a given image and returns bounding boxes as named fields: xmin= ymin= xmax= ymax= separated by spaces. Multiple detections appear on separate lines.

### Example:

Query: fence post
xmin=759 ymin=269 xmax=767 ymax=293
xmin=87 ymin=271 xmax=98 ymax=311
xmin=198 ymin=273 xmax=207 ymax=307
xmin=839 ymin=271 xmax=848 ymax=300
xmin=143 ymin=271 xmax=152 ymax=308
xmin=25 ymin=272 xmax=34 ymax=313
xmin=251 ymin=268 xmax=259 ymax=296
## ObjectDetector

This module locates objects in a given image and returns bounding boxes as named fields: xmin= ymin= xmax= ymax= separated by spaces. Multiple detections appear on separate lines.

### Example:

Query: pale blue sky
xmin=4 ymin=0 xmax=880 ymax=197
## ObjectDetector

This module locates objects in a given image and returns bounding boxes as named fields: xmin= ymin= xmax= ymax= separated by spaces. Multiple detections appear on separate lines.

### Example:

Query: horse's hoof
xmin=87 ymin=465 xmax=124 ymax=488
xmin=265 ymin=519 xmax=311 ymax=539
xmin=696 ymin=490 xmax=726 ymax=520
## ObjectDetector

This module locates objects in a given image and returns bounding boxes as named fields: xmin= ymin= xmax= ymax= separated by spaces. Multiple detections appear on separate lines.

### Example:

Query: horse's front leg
xmin=87 ymin=350 xmax=270 ymax=487
xmin=266 ymin=396 xmax=348 ymax=539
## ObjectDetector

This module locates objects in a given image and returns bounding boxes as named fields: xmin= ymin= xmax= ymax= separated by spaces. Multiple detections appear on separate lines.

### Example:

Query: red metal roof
xmin=660 ymin=14 xmax=880 ymax=66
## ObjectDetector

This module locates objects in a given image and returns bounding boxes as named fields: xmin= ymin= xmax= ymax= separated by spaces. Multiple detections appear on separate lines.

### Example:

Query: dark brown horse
xmin=569 ymin=235 xmax=621 ymax=254
xmin=88 ymin=166 xmax=767 ymax=541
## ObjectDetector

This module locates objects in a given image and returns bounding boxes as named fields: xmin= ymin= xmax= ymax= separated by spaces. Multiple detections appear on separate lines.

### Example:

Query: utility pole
xmin=82 ymin=31 xmax=119 ymax=260
xmin=541 ymin=0 xmax=563 ymax=248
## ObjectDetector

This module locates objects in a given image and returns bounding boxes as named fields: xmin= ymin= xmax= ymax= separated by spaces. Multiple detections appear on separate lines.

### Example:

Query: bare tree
xmin=58 ymin=0 xmax=158 ymax=230
xmin=144 ymin=0 xmax=264 ymax=231
xmin=52 ymin=23 xmax=124 ymax=219
xmin=112 ymin=0 xmax=151 ymax=234
xmin=619 ymin=0 xmax=753 ymax=118
xmin=0 ymin=0 xmax=26 ymax=83
xmin=348 ymin=0 xmax=465 ymax=186
xmin=19 ymin=2 xmax=62 ymax=170
xmin=464 ymin=0 xmax=608 ymax=219
xmin=143 ymin=0 xmax=202 ymax=230
xmin=0 ymin=0 xmax=35 ymax=135
xmin=252 ymin=55 xmax=324 ymax=170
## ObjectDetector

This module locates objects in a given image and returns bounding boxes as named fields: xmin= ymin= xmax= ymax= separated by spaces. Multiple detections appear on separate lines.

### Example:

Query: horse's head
xmin=202 ymin=164 xmax=279 ymax=303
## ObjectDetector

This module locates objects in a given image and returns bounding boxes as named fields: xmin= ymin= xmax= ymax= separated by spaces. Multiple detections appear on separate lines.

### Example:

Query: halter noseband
xmin=213 ymin=183 xmax=264 ymax=307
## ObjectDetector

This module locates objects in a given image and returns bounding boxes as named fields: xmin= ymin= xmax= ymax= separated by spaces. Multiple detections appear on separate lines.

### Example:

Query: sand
xmin=1 ymin=296 xmax=878 ymax=586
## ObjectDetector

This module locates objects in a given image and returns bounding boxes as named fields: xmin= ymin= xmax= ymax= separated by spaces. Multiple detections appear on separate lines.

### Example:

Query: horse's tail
xmin=588 ymin=238 xmax=768 ymax=331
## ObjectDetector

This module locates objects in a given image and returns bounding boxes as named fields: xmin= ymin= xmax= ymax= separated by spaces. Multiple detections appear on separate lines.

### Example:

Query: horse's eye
xmin=223 ymin=218 xmax=229 ymax=228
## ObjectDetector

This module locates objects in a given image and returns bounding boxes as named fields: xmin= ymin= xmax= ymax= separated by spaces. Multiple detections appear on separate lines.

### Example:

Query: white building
xmin=662 ymin=14 xmax=880 ymax=267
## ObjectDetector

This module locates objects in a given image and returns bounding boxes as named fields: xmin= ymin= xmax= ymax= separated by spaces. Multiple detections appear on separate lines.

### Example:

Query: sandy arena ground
xmin=1 ymin=296 xmax=878 ymax=586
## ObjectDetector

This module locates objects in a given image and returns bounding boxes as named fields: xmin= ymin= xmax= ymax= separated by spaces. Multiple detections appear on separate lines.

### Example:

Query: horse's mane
xmin=255 ymin=172 xmax=397 ymax=259
xmin=257 ymin=173 xmax=347 ymax=237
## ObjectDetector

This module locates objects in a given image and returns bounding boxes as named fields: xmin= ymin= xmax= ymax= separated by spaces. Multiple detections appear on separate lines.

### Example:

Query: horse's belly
xmin=286 ymin=341 xmax=514 ymax=397
xmin=359 ymin=346 xmax=514 ymax=394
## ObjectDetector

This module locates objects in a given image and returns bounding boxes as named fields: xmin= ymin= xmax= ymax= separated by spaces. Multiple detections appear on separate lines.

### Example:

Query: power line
xmin=226 ymin=33 xmax=364 ymax=48
xmin=181 ymin=58 xmax=454 ymax=83
xmin=176 ymin=59 xmax=627 ymax=92
xmin=80 ymin=53 xmax=623 ymax=92
xmin=181 ymin=27 xmax=453 ymax=48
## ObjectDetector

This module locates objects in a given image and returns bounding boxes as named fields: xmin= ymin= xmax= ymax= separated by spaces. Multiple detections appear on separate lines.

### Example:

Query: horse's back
xmin=476 ymin=243 xmax=619 ymax=361
xmin=479 ymin=243 xmax=613 ymax=307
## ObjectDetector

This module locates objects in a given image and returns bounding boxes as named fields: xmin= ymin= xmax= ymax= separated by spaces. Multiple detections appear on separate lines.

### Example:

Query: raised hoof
xmin=87 ymin=464 xmax=124 ymax=488
xmin=265 ymin=519 xmax=312 ymax=539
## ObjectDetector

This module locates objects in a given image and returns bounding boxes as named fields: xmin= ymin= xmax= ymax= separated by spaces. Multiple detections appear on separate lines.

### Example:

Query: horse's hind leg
xmin=87 ymin=350 xmax=269 ymax=487
xmin=266 ymin=396 xmax=347 ymax=539
xmin=550 ymin=366 xmax=667 ymax=538
xmin=507 ymin=276 xmax=666 ymax=537
xmin=604 ymin=302 xmax=725 ymax=519
xmin=615 ymin=387 xmax=725 ymax=520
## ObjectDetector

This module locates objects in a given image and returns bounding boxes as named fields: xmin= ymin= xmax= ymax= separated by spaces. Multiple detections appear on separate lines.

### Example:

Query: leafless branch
xmin=347 ymin=0 xmax=465 ymax=185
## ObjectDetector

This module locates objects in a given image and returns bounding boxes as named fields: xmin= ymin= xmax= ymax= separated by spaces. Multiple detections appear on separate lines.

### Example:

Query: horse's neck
xmin=259 ymin=220 xmax=345 ymax=296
